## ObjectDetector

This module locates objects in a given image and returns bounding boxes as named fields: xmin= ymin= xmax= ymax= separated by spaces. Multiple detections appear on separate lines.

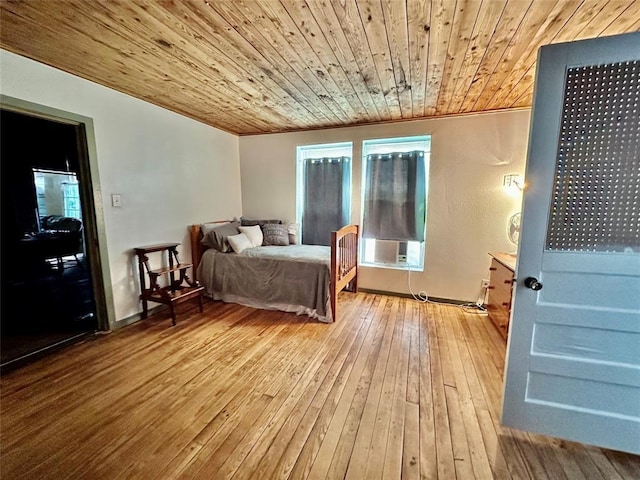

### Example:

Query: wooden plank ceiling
xmin=1 ymin=1 xmax=639 ymax=135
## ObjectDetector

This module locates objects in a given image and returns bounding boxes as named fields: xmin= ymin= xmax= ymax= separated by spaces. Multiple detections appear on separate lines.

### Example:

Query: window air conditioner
xmin=374 ymin=240 xmax=408 ymax=264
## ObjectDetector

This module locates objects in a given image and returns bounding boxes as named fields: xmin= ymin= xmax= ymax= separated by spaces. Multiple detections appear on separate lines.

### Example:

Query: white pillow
xmin=227 ymin=233 xmax=253 ymax=253
xmin=287 ymin=223 xmax=300 ymax=245
xmin=238 ymin=225 xmax=263 ymax=248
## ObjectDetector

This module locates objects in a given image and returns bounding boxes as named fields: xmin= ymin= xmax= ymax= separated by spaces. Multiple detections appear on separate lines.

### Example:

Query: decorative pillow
xmin=201 ymin=221 xmax=240 ymax=252
xmin=261 ymin=223 xmax=290 ymax=246
xmin=227 ymin=233 xmax=253 ymax=254
xmin=238 ymin=225 xmax=263 ymax=248
xmin=287 ymin=223 xmax=300 ymax=245
xmin=200 ymin=222 xmax=231 ymax=237
xmin=240 ymin=217 xmax=283 ymax=227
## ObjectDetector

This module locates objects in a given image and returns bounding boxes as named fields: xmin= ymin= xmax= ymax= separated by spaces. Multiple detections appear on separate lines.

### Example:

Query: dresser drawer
xmin=488 ymin=258 xmax=515 ymax=290
xmin=486 ymin=304 xmax=510 ymax=337
xmin=487 ymin=284 xmax=512 ymax=335
xmin=487 ymin=282 xmax=512 ymax=312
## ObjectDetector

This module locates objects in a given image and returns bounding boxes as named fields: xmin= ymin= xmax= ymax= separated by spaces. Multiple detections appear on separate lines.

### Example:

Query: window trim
xmin=296 ymin=141 xmax=353 ymax=245
xmin=359 ymin=135 xmax=431 ymax=271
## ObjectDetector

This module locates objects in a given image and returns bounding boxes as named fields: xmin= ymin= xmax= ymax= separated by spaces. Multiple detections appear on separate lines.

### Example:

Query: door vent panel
xmin=546 ymin=60 xmax=640 ymax=253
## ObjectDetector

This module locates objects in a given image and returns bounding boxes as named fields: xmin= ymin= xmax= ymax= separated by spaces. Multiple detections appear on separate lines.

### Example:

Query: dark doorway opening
xmin=1 ymin=109 xmax=99 ymax=369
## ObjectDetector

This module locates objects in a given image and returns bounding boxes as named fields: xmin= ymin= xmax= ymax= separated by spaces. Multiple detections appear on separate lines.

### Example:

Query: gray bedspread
xmin=197 ymin=245 xmax=332 ymax=322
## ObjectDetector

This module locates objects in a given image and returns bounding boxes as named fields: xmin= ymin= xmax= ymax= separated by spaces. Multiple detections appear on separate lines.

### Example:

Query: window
xmin=296 ymin=142 xmax=352 ymax=246
xmin=361 ymin=135 xmax=430 ymax=270
xmin=33 ymin=169 xmax=83 ymax=223
xmin=62 ymin=180 xmax=81 ymax=219
xmin=34 ymin=171 xmax=47 ymax=218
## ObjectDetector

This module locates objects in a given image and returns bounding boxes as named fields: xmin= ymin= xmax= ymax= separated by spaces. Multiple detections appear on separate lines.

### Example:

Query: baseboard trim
xmin=358 ymin=288 xmax=469 ymax=305
xmin=113 ymin=305 xmax=167 ymax=330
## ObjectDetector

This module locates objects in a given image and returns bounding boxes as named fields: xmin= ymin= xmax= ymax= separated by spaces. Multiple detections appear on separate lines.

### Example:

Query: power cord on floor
xmin=459 ymin=281 xmax=489 ymax=314
xmin=407 ymin=263 xmax=489 ymax=314
xmin=459 ymin=302 xmax=488 ymax=314
xmin=407 ymin=263 xmax=429 ymax=303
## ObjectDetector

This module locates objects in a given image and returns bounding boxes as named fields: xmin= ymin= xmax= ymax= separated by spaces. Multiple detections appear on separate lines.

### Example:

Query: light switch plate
xmin=111 ymin=194 xmax=122 ymax=207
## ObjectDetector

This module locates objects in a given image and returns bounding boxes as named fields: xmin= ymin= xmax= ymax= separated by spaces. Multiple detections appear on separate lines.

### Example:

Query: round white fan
xmin=508 ymin=212 xmax=521 ymax=245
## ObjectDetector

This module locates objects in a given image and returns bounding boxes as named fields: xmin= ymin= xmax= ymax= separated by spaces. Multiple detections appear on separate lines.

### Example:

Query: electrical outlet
xmin=481 ymin=278 xmax=490 ymax=288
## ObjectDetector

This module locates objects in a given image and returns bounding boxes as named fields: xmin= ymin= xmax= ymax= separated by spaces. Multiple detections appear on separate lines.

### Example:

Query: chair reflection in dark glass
xmin=21 ymin=216 xmax=84 ymax=272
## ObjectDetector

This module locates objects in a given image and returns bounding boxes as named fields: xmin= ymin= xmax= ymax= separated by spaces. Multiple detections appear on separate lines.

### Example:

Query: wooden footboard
xmin=330 ymin=224 xmax=359 ymax=322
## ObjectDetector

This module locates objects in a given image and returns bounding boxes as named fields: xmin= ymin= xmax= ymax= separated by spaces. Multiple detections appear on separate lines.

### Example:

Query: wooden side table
xmin=133 ymin=242 xmax=204 ymax=325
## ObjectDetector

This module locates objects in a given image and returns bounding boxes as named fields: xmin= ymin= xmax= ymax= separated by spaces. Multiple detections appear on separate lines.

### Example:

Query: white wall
xmin=1 ymin=50 xmax=242 ymax=325
xmin=239 ymin=110 xmax=530 ymax=302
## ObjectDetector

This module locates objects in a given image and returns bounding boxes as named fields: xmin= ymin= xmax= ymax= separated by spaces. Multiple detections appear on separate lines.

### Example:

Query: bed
xmin=189 ymin=221 xmax=358 ymax=322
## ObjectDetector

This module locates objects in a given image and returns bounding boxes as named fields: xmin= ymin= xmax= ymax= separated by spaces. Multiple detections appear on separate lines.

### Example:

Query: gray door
xmin=502 ymin=32 xmax=640 ymax=454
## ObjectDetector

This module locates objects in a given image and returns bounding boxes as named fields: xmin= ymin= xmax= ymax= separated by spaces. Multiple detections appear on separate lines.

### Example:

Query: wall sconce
xmin=503 ymin=174 xmax=524 ymax=191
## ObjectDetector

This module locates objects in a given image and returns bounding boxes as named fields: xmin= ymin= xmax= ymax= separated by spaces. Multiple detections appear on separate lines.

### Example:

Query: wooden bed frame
xmin=189 ymin=222 xmax=359 ymax=322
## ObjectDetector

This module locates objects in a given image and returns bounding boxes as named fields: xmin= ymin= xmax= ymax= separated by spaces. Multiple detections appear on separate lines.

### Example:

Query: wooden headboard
xmin=190 ymin=221 xmax=229 ymax=282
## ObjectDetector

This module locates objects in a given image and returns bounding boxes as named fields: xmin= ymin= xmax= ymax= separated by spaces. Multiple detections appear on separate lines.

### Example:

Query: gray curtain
xmin=302 ymin=156 xmax=350 ymax=246
xmin=362 ymin=150 xmax=426 ymax=241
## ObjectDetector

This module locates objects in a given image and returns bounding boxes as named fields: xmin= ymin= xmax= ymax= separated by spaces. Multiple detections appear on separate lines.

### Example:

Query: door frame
xmin=1 ymin=94 xmax=116 ymax=331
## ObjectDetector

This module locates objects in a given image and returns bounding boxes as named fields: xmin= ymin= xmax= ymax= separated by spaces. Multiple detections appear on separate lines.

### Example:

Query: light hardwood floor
xmin=1 ymin=293 xmax=639 ymax=479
